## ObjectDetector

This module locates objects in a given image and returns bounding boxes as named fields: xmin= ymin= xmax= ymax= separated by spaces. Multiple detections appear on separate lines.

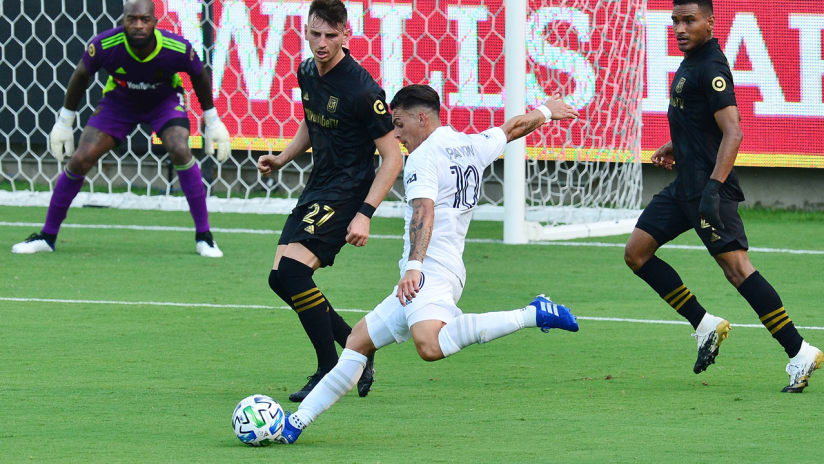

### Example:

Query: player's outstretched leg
xmin=436 ymin=294 xmax=578 ymax=358
xmin=11 ymin=169 xmax=86 ymax=254
xmin=692 ymin=313 xmax=731 ymax=374
xmin=782 ymin=341 xmax=824 ymax=393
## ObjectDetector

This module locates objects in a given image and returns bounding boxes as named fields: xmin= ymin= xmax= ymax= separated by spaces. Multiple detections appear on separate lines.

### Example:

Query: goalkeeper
xmin=12 ymin=0 xmax=230 ymax=257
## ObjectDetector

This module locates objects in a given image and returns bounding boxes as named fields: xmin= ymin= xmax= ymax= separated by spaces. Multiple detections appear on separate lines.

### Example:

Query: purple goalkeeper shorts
xmin=86 ymin=92 xmax=190 ymax=144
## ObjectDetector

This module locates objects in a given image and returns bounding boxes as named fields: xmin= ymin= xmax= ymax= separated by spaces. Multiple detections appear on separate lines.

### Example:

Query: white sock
xmin=437 ymin=307 xmax=535 ymax=358
xmin=292 ymin=348 xmax=366 ymax=429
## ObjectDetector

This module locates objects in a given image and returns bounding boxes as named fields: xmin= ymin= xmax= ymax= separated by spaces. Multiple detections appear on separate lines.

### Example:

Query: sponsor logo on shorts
xmin=406 ymin=173 xmax=417 ymax=184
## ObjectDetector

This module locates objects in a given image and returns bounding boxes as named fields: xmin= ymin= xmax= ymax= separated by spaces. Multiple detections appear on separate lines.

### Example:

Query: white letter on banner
xmin=641 ymin=10 xmax=682 ymax=113
xmin=525 ymin=7 xmax=595 ymax=110
xmin=369 ymin=3 xmax=413 ymax=102
xmin=787 ymin=14 xmax=824 ymax=117
xmin=167 ymin=0 xmax=205 ymax=60
xmin=291 ymin=2 xmax=365 ymax=102
xmin=212 ymin=1 xmax=289 ymax=100
xmin=447 ymin=5 xmax=503 ymax=108
xmin=724 ymin=13 xmax=789 ymax=116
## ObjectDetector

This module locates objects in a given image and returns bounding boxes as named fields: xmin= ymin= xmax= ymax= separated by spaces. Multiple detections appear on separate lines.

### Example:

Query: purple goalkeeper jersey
xmin=82 ymin=26 xmax=203 ymax=107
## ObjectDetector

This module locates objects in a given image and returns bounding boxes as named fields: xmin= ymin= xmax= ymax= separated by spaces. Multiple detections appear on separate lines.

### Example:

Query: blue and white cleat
xmin=276 ymin=413 xmax=302 ymax=444
xmin=531 ymin=294 xmax=579 ymax=333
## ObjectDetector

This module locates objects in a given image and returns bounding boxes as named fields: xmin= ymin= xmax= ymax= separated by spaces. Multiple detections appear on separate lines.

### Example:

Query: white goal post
xmin=0 ymin=0 xmax=644 ymax=241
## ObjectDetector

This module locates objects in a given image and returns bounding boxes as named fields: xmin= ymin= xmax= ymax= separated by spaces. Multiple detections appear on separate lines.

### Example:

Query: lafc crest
xmin=327 ymin=96 xmax=339 ymax=113
xmin=675 ymin=77 xmax=686 ymax=94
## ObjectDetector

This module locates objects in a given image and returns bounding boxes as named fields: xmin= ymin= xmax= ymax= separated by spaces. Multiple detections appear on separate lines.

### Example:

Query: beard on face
xmin=126 ymin=32 xmax=152 ymax=49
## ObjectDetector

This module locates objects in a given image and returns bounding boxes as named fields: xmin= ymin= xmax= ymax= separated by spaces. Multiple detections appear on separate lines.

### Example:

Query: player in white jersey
xmin=276 ymin=84 xmax=580 ymax=443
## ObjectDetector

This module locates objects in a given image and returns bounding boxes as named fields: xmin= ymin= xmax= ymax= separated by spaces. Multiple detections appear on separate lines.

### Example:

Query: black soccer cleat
xmin=357 ymin=354 xmax=375 ymax=397
xmin=288 ymin=370 xmax=328 ymax=403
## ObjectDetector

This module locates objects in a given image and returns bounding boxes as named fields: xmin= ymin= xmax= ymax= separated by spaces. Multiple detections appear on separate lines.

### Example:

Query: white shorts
xmin=365 ymin=262 xmax=464 ymax=348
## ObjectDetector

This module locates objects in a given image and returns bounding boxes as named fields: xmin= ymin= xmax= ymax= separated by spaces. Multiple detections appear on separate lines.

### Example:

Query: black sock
xmin=277 ymin=257 xmax=348 ymax=372
xmin=634 ymin=256 xmax=707 ymax=329
xmin=327 ymin=304 xmax=352 ymax=347
xmin=40 ymin=231 xmax=57 ymax=243
xmin=737 ymin=271 xmax=803 ymax=357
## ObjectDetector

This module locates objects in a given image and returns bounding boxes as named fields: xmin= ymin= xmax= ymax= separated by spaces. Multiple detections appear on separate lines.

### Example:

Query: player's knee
xmin=624 ymin=245 xmax=645 ymax=271
xmin=344 ymin=323 xmax=375 ymax=356
xmin=414 ymin=341 xmax=444 ymax=362
xmin=67 ymin=151 xmax=96 ymax=176
xmin=268 ymin=269 xmax=282 ymax=294
xmin=166 ymin=144 xmax=191 ymax=165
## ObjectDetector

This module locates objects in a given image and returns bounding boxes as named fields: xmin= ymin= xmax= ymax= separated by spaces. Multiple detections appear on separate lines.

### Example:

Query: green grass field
xmin=1 ymin=205 xmax=823 ymax=463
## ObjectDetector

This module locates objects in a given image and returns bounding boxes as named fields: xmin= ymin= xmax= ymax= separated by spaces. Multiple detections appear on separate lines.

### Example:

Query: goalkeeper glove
xmin=698 ymin=179 xmax=725 ymax=230
xmin=203 ymin=107 xmax=231 ymax=162
xmin=49 ymin=108 xmax=76 ymax=162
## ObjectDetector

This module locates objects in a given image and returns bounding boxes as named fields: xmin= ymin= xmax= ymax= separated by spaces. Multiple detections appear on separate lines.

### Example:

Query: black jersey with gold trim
xmin=667 ymin=38 xmax=744 ymax=201
xmin=296 ymin=48 xmax=394 ymax=206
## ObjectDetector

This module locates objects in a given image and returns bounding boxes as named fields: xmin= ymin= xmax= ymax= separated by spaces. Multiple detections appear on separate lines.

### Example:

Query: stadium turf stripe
xmin=2 ymin=221 xmax=824 ymax=255
xmin=2 ymin=297 xmax=824 ymax=331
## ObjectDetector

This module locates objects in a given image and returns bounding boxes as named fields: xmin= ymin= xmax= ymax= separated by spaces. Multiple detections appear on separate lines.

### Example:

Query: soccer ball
xmin=232 ymin=394 xmax=285 ymax=446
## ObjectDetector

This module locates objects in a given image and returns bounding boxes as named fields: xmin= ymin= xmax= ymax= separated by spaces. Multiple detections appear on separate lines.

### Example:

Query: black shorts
xmin=636 ymin=184 xmax=748 ymax=256
xmin=278 ymin=199 xmax=361 ymax=267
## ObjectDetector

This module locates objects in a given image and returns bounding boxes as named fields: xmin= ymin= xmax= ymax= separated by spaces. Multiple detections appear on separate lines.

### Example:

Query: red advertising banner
xmin=155 ymin=0 xmax=824 ymax=167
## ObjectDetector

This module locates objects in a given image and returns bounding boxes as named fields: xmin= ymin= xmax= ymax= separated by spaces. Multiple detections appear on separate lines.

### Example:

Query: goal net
xmin=517 ymin=0 xmax=645 ymax=240
xmin=0 ymin=0 xmax=644 ymax=239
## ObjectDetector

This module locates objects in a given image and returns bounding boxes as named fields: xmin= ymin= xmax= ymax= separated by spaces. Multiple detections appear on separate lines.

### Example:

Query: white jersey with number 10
xmin=399 ymin=126 xmax=508 ymax=285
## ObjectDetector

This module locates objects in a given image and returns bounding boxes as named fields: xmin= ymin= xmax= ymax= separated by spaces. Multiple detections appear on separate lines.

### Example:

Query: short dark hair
xmin=308 ymin=0 xmax=347 ymax=29
xmin=673 ymin=0 xmax=713 ymax=14
xmin=390 ymin=84 xmax=440 ymax=114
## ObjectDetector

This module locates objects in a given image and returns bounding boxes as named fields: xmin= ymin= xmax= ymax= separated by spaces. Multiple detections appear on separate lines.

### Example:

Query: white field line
xmin=2 ymin=221 xmax=824 ymax=255
xmin=2 ymin=297 xmax=824 ymax=331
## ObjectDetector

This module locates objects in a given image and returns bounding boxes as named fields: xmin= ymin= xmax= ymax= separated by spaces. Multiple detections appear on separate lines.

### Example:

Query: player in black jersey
xmin=257 ymin=0 xmax=403 ymax=402
xmin=624 ymin=0 xmax=822 ymax=392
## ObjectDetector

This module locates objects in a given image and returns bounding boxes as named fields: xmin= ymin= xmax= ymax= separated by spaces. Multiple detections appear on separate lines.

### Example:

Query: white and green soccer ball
xmin=232 ymin=394 xmax=284 ymax=446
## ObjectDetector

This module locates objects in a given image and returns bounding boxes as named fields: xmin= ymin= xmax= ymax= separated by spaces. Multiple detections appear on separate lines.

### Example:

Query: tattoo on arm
xmin=408 ymin=198 xmax=433 ymax=262
xmin=501 ymin=111 xmax=546 ymax=142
